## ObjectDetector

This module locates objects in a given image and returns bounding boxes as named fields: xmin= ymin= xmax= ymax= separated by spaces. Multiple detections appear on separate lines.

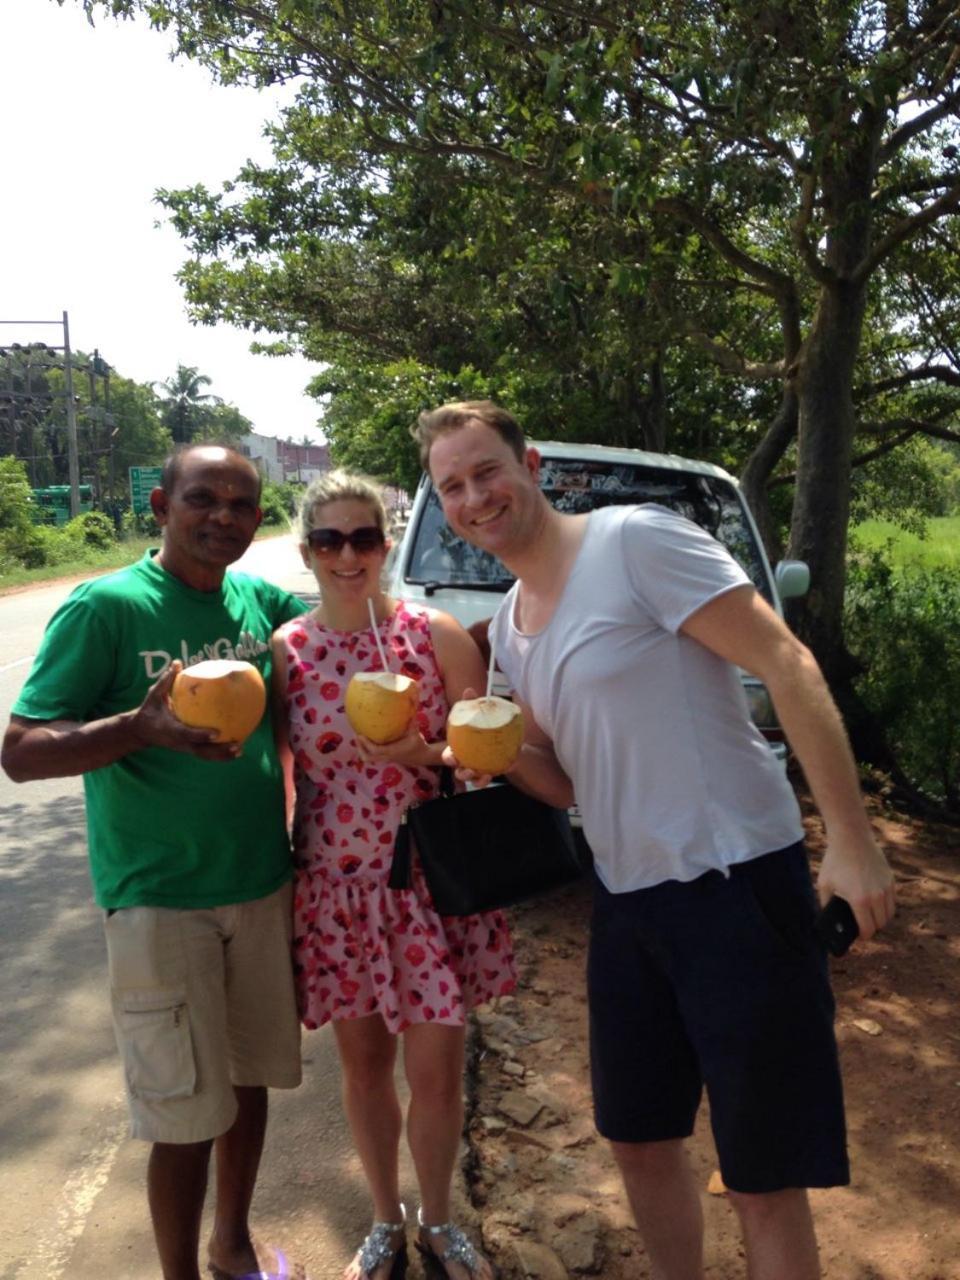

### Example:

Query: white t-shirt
xmin=491 ymin=505 xmax=804 ymax=893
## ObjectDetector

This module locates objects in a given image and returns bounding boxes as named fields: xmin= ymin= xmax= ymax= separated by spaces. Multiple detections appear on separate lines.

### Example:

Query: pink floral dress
xmin=279 ymin=601 xmax=516 ymax=1033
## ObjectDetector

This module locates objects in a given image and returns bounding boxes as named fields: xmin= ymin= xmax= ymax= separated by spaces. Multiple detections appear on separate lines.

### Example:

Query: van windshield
xmin=404 ymin=458 xmax=772 ymax=602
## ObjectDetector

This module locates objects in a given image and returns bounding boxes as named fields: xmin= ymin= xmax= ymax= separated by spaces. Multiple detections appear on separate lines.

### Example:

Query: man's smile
xmin=470 ymin=504 xmax=508 ymax=528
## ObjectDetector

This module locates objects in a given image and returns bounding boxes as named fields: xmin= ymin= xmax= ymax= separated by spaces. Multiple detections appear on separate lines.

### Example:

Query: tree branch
xmin=791 ymin=170 xmax=836 ymax=285
xmin=858 ymin=364 xmax=960 ymax=397
xmin=854 ymin=180 xmax=960 ymax=282
xmin=678 ymin=324 xmax=786 ymax=379
xmin=653 ymin=196 xmax=795 ymax=294
xmin=882 ymin=85 xmax=960 ymax=161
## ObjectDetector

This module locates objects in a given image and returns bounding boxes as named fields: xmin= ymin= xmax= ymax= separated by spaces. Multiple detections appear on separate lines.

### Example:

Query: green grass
xmin=851 ymin=515 xmax=960 ymax=571
xmin=0 ymin=538 xmax=157 ymax=593
xmin=0 ymin=525 xmax=291 ymax=595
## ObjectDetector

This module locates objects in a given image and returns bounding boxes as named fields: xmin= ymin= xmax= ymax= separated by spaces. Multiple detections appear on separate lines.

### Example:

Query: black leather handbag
xmin=389 ymin=773 xmax=585 ymax=916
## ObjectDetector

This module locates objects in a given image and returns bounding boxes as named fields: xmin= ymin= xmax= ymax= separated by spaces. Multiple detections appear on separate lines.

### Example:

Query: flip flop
xmin=208 ymin=1243 xmax=306 ymax=1280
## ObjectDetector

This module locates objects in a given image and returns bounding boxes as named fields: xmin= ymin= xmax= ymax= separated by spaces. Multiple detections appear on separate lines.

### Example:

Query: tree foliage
xmin=846 ymin=549 xmax=960 ymax=814
xmin=155 ymin=363 xmax=220 ymax=442
xmin=0 ymin=345 xmax=172 ymax=497
xmin=75 ymin=0 xmax=960 ymax=686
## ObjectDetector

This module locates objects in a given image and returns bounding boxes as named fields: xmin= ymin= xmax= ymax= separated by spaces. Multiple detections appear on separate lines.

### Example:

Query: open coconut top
xmin=448 ymin=696 xmax=520 ymax=729
xmin=181 ymin=659 xmax=258 ymax=679
xmin=351 ymin=671 xmax=415 ymax=691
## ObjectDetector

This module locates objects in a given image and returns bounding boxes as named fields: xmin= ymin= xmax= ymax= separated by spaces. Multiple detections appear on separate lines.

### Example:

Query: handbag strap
xmin=389 ymin=765 xmax=450 ymax=892
xmin=388 ymin=815 xmax=412 ymax=890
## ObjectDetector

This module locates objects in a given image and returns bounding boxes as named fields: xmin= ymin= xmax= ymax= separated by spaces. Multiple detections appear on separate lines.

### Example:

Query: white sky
xmin=1 ymin=0 xmax=326 ymax=442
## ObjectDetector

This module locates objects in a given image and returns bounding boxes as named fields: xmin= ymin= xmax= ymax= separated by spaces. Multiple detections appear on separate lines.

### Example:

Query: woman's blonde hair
xmin=295 ymin=469 xmax=389 ymax=543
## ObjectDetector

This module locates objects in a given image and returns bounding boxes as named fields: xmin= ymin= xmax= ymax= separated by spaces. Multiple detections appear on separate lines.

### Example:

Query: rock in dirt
xmin=498 ymin=1090 xmax=545 ymax=1127
xmin=512 ymin=1239 xmax=570 ymax=1279
xmin=552 ymin=1209 xmax=604 ymax=1273
xmin=853 ymin=1017 xmax=884 ymax=1036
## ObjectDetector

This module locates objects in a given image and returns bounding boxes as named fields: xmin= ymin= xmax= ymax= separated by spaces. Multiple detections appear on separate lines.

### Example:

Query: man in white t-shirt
xmin=413 ymin=401 xmax=895 ymax=1280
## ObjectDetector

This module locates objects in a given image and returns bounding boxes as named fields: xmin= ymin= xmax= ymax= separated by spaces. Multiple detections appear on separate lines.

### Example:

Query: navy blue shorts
xmin=588 ymin=843 xmax=849 ymax=1193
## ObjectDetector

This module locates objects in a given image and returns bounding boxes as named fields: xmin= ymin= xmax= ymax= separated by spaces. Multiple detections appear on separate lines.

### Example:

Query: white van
xmin=388 ymin=441 xmax=809 ymax=763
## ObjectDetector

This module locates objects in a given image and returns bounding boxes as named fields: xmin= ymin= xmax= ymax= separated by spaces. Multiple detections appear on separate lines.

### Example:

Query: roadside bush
xmin=0 ymin=457 xmax=33 ymax=531
xmin=0 ymin=518 xmax=119 ymax=572
xmin=65 ymin=510 xmax=116 ymax=549
xmin=260 ymin=480 xmax=300 ymax=526
xmin=845 ymin=547 xmax=960 ymax=807
xmin=121 ymin=510 xmax=160 ymax=539
xmin=0 ymin=524 xmax=47 ymax=568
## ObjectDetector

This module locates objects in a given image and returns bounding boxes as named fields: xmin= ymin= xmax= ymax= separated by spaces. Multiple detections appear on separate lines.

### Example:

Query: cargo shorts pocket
xmin=115 ymin=989 xmax=197 ymax=1101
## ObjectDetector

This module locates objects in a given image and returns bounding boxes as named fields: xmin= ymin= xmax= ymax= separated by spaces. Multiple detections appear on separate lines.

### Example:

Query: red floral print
xmin=279 ymin=602 xmax=516 ymax=1033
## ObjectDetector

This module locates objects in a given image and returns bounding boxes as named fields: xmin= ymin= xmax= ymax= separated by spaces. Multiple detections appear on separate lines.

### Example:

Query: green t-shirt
xmin=13 ymin=552 xmax=307 ymax=909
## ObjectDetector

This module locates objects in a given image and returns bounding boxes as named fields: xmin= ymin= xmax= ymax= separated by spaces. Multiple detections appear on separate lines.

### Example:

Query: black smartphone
xmin=815 ymin=896 xmax=860 ymax=956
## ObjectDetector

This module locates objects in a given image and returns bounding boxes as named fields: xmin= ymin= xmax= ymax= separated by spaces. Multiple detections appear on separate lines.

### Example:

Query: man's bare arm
xmin=2 ymin=662 xmax=239 ymax=782
xmin=681 ymin=584 xmax=895 ymax=940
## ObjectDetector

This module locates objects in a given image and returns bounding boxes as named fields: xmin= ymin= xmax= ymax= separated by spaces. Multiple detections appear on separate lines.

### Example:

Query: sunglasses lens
xmin=307 ymin=527 xmax=384 ymax=554
xmin=350 ymin=528 xmax=384 ymax=552
xmin=308 ymin=529 xmax=344 ymax=553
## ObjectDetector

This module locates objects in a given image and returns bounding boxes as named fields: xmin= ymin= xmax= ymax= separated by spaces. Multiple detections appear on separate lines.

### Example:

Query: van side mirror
xmin=774 ymin=559 xmax=810 ymax=600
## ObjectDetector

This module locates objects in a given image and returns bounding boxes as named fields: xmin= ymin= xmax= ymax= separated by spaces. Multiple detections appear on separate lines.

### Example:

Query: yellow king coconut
xmin=447 ymin=696 xmax=524 ymax=775
xmin=170 ymin=659 xmax=267 ymax=744
xmin=345 ymin=671 xmax=418 ymax=744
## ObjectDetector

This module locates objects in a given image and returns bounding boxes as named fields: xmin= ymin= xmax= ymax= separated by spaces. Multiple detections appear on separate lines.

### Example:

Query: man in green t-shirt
xmin=2 ymin=445 xmax=307 ymax=1280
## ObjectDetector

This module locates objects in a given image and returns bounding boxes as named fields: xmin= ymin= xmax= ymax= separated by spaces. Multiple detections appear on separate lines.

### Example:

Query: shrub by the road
xmin=0 ymin=461 xmax=121 ymax=573
xmin=260 ymin=480 xmax=301 ymax=526
xmin=845 ymin=548 xmax=960 ymax=808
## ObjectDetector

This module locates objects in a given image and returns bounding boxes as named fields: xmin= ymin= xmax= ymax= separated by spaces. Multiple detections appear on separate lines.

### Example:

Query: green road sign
xmin=129 ymin=465 xmax=163 ymax=515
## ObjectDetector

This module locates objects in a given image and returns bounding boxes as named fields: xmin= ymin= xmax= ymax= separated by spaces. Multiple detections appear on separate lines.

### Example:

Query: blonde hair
xmin=296 ymin=469 xmax=389 ymax=542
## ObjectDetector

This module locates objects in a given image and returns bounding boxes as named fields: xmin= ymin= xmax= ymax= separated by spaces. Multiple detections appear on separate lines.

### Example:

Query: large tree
xmin=78 ymin=0 xmax=960 ymax=687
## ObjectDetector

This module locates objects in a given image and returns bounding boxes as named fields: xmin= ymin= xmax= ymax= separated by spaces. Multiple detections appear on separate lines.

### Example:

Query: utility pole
xmin=62 ymin=310 xmax=81 ymax=517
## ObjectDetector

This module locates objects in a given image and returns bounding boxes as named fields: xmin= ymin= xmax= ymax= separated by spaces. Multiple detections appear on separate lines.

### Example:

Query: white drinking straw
xmin=367 ymin=596 xmax=391 ymax=671
xmin=485 ymin=624 xmax=496 ymax=698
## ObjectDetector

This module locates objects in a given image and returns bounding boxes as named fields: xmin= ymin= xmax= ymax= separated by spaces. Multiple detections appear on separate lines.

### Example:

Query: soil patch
xmin=466 ymin=794 xmax=960 ymax=1279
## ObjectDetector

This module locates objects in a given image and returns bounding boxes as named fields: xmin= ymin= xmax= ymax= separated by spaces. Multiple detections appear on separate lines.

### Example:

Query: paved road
xmin=0 ymin=536 xmax=419 ymax=1280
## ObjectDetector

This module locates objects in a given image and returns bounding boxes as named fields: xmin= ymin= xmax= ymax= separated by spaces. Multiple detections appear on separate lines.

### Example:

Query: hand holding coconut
xmin=443 ymin=634 xmax=525 ymax=783
xmin=134 ymin=660 xmax=263 ymax=757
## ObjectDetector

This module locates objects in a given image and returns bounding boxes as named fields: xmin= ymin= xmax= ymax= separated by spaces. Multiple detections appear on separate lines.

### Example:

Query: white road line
xmin=16 ymin=1112 xmax=127 ymax=1280
xmin=0 ymin=656 xmax=33 ymax=673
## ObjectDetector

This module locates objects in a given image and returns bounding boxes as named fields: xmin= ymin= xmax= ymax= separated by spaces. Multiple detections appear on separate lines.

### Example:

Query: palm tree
xmin=155 ymin=365 xmax=220 ymax=443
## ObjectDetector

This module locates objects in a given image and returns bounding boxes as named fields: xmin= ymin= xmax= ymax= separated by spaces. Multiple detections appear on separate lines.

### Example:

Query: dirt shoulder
xmin=465 ymin=795 xmax=960 ymax=1280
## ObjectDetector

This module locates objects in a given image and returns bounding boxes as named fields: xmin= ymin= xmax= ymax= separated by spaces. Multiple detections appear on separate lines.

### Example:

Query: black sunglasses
xmin=306 ymin=525 xmax=385 ymax=555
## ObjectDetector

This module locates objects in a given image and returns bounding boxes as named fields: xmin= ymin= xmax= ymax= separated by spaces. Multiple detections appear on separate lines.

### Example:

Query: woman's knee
xmin=404 ymin=1026 xmax=465 ymax=1103
xmin=335 ymin=1019 xmax=397 ymax=1091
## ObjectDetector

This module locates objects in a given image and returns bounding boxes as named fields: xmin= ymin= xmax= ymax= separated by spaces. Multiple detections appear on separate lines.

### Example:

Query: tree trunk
xmin=741 ymin=279 xmax=803 ymax=561
xmin=788 ymin=279 xmax=867 ymax=683
xmin=740 ymin=387 xmax=798 ymax=561
xmin=787 ymin=117 xmax=881 ymax=683
xmin=617 ymin=356 xmax=666 ymax=452
xmin=638 ymin=355 xmax=667 ymax=452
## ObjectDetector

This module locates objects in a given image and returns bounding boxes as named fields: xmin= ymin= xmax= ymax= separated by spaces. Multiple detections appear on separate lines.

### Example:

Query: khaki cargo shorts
xmin=104 ymin=881 xmax=301 ymax=1144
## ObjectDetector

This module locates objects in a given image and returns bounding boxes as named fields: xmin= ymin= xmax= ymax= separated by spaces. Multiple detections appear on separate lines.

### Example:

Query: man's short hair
xmin=160 ymin=443 xmax=262 ymax=501
xmin=412 ymin=401 xmax=526 ymax=471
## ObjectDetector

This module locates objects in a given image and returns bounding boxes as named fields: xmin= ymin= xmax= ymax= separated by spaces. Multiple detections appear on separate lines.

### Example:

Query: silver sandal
xmin=354 ymin=1206 xmax=407 ymax=1280
xmin=415 ymin=1208 xmax=491 ymax=1279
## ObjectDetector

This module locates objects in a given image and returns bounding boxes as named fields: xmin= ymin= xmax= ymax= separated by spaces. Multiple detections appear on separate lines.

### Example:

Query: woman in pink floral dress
xmin=272 ymin=471 xmax=514 ymax=1280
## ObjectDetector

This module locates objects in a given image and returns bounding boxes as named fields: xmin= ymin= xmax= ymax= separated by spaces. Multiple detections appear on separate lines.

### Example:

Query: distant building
xmin=238 ymin=434 xmax=331 ymax=484
xmin=277 ymin=439 xmax=330 ymax=483
xmin=238 ymin=434 xmax=409 ymax=507
xmin=238 ymin=432 xmax=284 ymax=483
